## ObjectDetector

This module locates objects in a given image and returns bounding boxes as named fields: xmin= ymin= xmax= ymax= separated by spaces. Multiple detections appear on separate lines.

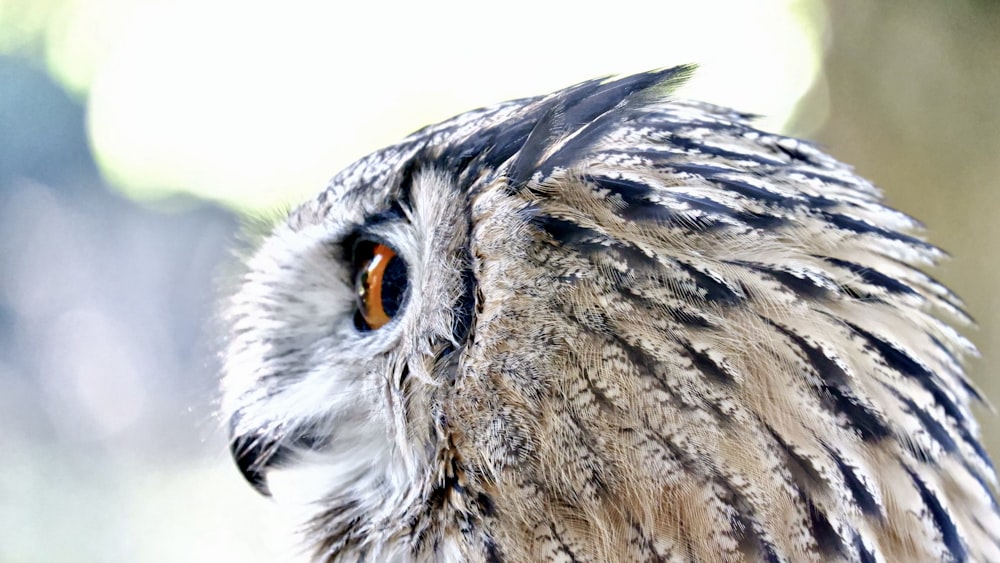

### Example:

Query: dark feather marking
xmin=957 ymin=423 xmax=998 ymax=475
xmin=906 ymin=466 xmax=969 ymax=561
xmin=584 ymin=174 xmax=721 ymax=226
xmin=262 ymin=345 xmax=300 ymax=362
xmin=831 ymin=452 xmax=883 ymax=518
xmin=896 ymin=393 xmax=959 ymax=454
xmin=636 ymin=292 xmax=716 ymax=329
xmin=822 ymin=374 xmax=893 ymax=443
xmin=651 ymin=425 xmax=797 ymax=563
xmin=679 ymin=342 xmax=733 ymax=384
xmin=761 ymin=537 xmax=782 ymax=563
xmin=807 ymin=497 xmax=848 ymax=558
xmin=712 ymin=177 xmax=797 ymax=206
xmin=547 ymin=521 xmax=584 ymax=563
xmin=786 ymin=168 xmax=859 ymax=189
xmin=585 ymin=322 xmax=733 ymax=423
xmin=774 ymin=322 xmax=891 ymax=442
xmin=585 ymin=174 xmax=653 ymax=205
xmin=854 ymin=533 xmax=878 ymax=563
xmin=565 ymin=410 xmax=613 ymax=498
xmin=428 ymin=96 xmax=556 ymax=190
xmin=725 ymin=491 xmax=783 ymax=563
xmin=664 ymin=161 xmax=743 ymax=178
xmin=533 ymin=107 xmax=631 ymax=176
xmin=452 ymin=260 xmax=476 ymax=344
xmin=908 ymin=440 xmax=938 ymax=465
xmin=824 ymin=257 xmax=918 ymax=295
xmin=675 ymin=261 xmax=742 ymax=304
xmin=883 ymin=256 xmax=972 ymax=320
xmin=620 ymin=289 xmax=715 ymax=329
xmin=665 ymin=190 xmax=743 ymax=218
xmin=733 ymin=211 xmax=789 ymax=230
xmin=663 ymin=160 xmax=836 ymax=221
xmin=569 ymin=354 xmax=619 ymax=414
xmin=740 ymin=262 xmax=832 ymax=300
xmin=821 ymin=212 xmax=934 ymax=250
xmin=508 ymin=101 xmax=569 ymax=190
xmin=659 ymin=133 xmax=788 ymax=166
xmin=627 ymin=523 xmax=669 ymax=562
xmin=449 ymin=190 xmax=478 ymax=347
xmin=800 ymin=194 xmax=841 ymax=209
xmin=310 ymin=502 xmax=363 ymax=556
xmin=730 ymin=511 xmax=768 ymax=561
xmin=509 ymin=67 xmax=694 ymax=189
xmin=598 ymin=240 xmax=662 ymax=273
xmin=766 ymin=428 xmax=821 ymax=487
xmin=662 ymin=305 xmax=714 ymax=329
xmin=559 ymin=67 xmax=692 ymax=129
xmin=647 ymin=429 xmax=780 ymax=561
xmin=536 ymin=68 xmax=696 ymax=177
xmin=772 ymin=139 xmax=824 ymax=166
xmin=929 ymin=335 xmax=984 ymax=404
xmin=529 ymin=214 xmax=601 ymax=246
xmin=483 ymin=533 xmax=503 ymax=563
xmin=619 ymin=200 xmax=722 ymax=228
xmin=590 ymin=256 xmax=718 ymax=329
xmin=394 ymin=157 xmax=422 ymax=210
xmin=847 ymin=322 xmax=966 ymax=427
xmin=528 ymin=214 xmax=724 ymax=324
xmin=963 ymin=462 xmax=1000 ymax=512
xmin=929 ymin=335 xmax=964 ymax=373
xmin=461 ymin=133 xmax=526 ymax=185
xmin=530 ymin=212 xmax=716 ymax=279
xmin=637 ymin=110 xmax=758 ymax=130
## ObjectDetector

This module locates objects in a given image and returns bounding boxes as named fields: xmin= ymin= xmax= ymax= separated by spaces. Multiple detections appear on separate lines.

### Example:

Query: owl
xmin=220 ymin=66 xmax=1000 ymax=562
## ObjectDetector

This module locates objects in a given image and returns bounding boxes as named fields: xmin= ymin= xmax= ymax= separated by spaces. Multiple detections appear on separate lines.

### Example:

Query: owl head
xmin=221 ymin=67 xmax=999 ymax=561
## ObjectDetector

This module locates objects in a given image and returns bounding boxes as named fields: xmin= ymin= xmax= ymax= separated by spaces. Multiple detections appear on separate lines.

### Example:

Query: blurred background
xmin=1 ymin=0 xmax=997 ymax=560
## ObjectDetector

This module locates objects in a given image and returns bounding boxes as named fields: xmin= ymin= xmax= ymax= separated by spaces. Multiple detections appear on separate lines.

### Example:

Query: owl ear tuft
xmin=508 ymin=65 xmax=697 ymax=191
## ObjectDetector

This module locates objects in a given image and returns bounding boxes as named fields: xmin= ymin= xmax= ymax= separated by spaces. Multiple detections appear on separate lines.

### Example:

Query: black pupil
xmin=380 ymin=253 xmax=407 ymax=318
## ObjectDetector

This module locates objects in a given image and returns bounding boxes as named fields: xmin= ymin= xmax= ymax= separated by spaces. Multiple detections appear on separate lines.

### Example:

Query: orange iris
xmin=356 ymin=244 xmax=397 ymax=329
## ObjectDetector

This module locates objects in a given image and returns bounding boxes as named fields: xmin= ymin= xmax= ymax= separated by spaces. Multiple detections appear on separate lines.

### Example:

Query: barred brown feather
xmin=221 ymin=66 xmax=1000 ymax=562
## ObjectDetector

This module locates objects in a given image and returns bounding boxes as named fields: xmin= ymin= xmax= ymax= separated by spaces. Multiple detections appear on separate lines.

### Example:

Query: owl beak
xmin=230 ymin=430 xmax=276 ymax=497
xmin=228 ymin=412 xmax=283 ymax=497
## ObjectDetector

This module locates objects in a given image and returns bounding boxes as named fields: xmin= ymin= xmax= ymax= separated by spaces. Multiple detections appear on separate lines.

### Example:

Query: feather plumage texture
xmin=221 ymin=66 xmax=1000 ymax=562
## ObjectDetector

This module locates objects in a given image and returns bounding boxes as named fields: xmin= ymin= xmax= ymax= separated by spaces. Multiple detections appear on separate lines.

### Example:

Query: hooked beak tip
xmin=230 ymin=432 xmax=275 ymax=497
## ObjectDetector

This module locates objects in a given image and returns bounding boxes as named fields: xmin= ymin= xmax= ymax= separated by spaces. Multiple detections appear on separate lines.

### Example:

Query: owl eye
xmin=354 ymin=242 xmax=408 ymax=331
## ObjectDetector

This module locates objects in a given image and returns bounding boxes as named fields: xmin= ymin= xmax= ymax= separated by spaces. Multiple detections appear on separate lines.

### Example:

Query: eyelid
xmin=342 ymin=216 xmax=400 ymax=268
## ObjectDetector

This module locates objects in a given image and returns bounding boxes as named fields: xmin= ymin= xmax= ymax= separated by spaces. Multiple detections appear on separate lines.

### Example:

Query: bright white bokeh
xmin=36 ymin=0 xmax=827 ymax=211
